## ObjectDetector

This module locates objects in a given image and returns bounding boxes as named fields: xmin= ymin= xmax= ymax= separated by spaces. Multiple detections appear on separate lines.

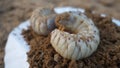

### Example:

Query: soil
xmin=22 ymin=10 xmax=120 ymax=68
xmin=0 ymin=0 xmax=120 ymax=68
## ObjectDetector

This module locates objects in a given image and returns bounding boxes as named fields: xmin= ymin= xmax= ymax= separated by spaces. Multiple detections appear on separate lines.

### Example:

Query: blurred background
xmin=0 ymin=0 xmax=120 ymax=67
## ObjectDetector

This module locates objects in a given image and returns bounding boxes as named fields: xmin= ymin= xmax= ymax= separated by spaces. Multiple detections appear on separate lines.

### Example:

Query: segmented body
xmin=30 ymin=7 xmax=56 ymax=36
xmin=50 ymin=12 xmax=100 ymax=60
xmin=30 ymin=8 xmax=100 ymax=60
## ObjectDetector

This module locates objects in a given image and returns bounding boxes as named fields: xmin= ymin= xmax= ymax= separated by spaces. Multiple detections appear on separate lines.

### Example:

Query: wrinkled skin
xmin=30 ymin=7 xmax=56 ymax=36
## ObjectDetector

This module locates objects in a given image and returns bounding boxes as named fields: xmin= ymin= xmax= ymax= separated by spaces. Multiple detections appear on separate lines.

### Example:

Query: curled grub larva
xmin=30 ymin=7 xmax=56 ymax=36
xmin=50 ymin=11 xmax=100 ymax=60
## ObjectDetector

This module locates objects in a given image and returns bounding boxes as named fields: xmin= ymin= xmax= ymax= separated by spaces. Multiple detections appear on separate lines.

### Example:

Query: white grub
xmin=30 ymin=7 xmax=56 ymax=36
xmin=50 ymin=11 xmax=100 ymax=60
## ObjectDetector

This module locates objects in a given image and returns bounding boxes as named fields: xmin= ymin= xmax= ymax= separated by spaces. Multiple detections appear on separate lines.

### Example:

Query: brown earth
xmin=0 ymin=0 xmax=120 ymax=68
xmin=22 ymin=10 xmax=120 ymax=68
